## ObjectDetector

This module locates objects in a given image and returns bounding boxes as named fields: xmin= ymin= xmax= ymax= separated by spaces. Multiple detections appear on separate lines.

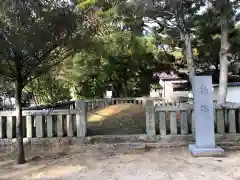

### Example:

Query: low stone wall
xmin=1 ymin=134 xmax=240 ymax=153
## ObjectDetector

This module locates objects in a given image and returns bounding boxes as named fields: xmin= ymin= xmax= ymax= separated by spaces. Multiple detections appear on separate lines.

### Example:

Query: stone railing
xmin=146 ymin=99 xmax=240 ymax=136
xmin=85 ymin=97 xmax=149 ymax=112
xmin=1 ymin=99 xmax=240 ymax=152
xmin=86 ymin=97 xmax=186 ymax=111
xmin=0 ymin=108 xmax=87 ymax=140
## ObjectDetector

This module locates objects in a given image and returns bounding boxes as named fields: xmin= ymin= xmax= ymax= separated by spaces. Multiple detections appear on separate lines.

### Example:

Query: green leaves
xmin=78 ymin=0 xmax=98 ymax=9
xmin=0 ymin=0 xmax=99 ymax=84
xmin=25 ymin=67 xmax=71 ymax=105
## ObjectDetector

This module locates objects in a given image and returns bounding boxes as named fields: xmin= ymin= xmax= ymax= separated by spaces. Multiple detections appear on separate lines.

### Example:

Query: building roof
xmin=153 ymin=71 xmax=189 ymax=81
xmin=213 ymin=82 xmax=240 ymax=88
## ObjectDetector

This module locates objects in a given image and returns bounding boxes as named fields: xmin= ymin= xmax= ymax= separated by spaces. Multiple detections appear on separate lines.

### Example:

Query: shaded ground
xmin=87 ymin=104 xmax=181 ymax=135
xmin=0 ymin=145 xmax=240 ymax=180
xmin=87 ymin=104 xmax=146 ymax=135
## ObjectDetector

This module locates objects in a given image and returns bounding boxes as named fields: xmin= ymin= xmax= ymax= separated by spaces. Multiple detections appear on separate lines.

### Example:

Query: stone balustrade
xmin=146 ymin=99 xmax=240 ymax=136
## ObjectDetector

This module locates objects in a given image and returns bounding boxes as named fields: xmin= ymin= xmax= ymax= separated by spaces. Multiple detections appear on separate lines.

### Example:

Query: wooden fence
xmin=146 ymin=99 xmax=240 ymax=136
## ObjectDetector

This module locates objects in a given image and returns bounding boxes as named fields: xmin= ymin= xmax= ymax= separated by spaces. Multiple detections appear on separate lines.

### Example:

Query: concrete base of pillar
xmin=189 ymin=144 xmax=224 ymax=157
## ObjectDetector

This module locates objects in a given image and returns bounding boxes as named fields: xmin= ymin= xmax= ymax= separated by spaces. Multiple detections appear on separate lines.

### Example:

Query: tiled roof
xmin=153 ymin=72 xmax=182 ymax=80
xmin=213 ymin=82 xmax=240 ymax=87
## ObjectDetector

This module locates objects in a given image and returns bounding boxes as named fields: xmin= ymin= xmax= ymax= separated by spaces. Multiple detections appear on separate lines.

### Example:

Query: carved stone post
xmin=146 ymin=99 xmax=156 ymax=136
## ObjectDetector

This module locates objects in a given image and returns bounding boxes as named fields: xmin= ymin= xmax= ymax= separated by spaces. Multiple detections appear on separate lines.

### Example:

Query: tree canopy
xmin=13 ymin=0 xmax=239 ymax=103
xmin=0 ymin=0 xmax=100 ymax=164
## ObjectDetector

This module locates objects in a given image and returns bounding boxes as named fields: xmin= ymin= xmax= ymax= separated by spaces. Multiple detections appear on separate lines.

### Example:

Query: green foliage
xmin=150 ymin=83 xmax=163 ymax=90
xmin=0 ymin=0 xmax=101 ymax=164
xmin=2 ymin=0 xmax=240 ymax=103
xmin=25 ymin=67 xmax=71 ymax=105
xmin=60 ymin=27 xmax=174 ymax=98
xmin=0 ymin=0 xmax=100 ymax=104
xmin=0 ymin=0 xmax=98 ymax=84
xmin=193 ymin=8 xmax=221 ymax=71
xmin=192 ymin=4 xmax=240 ymax=73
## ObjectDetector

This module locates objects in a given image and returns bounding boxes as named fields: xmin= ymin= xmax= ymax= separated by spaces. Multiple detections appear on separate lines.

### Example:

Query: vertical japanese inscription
xmin=200 ymin=84 xmax=208 ymax=95
xmin=146 ymin=100 xmax=156 ymax=136
xmin=192 ymin=76 xmax=216 ymax=149
xmin=200 ymin=105 xmax=210 ymax=112
xmin=147 ymin=110 xmax=154 ymax=129
xmin=199 ymin=84 xmax=210 ymax=112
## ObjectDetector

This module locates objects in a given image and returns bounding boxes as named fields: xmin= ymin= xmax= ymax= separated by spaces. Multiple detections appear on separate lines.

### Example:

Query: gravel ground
xmin=1 ymin=145 xmax=240 ymax=180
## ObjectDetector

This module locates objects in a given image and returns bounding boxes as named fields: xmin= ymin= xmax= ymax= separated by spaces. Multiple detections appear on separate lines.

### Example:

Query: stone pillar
xmin=75 ymin=100 xmax=88 ymax=137
xmin=7 ymin=116 xmax=13 ymax=138
xmin=46 ymin=116 xmax=53 ymax=137
xmin=142 ymin=98 xmax=147 ymax=107
xmin=146 ymin=99 xmax=156 ymax=136
xmin=189 ymin=76 xmax=224 ymax=156
xmin=0 ymin=117 xmax=3 ymax=138
xmin=66 ymin=114 xmax=73 ymax=137
xmin=26 ymin=116 xmax=33 ymax=138
xmin=57 ymin=115 xmax=63 ymax=137
xmin=35 ymin=115 xmax=43 ymax=138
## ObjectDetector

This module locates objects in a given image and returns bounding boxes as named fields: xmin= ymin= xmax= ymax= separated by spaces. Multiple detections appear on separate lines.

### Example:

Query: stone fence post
xmin=146 ymin=99 xmax=156 ymax=136
xmin=142 ymin=97 xmax=147 ymax=107
xmin=75 ymin=100 xmax=88 ymax=137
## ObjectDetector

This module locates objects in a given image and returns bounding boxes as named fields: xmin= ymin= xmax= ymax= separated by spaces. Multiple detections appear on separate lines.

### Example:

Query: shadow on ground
xmin=0 ymin=144 xmax=151 ymax=180
xmin=1 ymin=145 xmax=240 ymax=180
xmin=87 ymin=103 xmax=182 ymax=135
xmin=87 ymin=104 xmax=147 ymax=135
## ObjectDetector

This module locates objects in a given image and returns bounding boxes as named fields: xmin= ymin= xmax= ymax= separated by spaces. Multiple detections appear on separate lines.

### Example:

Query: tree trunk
xmin=122 ymin=82 xmax=128 ymax=97
xmin=218 ymin=12 xmax=229 ymax=104
xmin=15 ymin=79 xmax=26 ymax=164
xmin=184 ymin=33 xmax=195 ymax=90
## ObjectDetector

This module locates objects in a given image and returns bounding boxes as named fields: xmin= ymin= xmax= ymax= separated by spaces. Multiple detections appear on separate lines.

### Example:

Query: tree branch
xmin=22 ymin=49 xmax=74 ymax=86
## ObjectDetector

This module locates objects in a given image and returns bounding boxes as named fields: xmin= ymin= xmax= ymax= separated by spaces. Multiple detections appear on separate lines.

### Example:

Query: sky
xmin=144 ymin=1 xmax=240 ymax=29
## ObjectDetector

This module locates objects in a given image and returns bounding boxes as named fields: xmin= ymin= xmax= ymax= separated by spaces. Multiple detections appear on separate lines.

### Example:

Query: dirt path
xmin=1 ymin=145 xmax=240 ymax=180
xmin=87 ymin=104 xmax=181 ymax=135
xmin=88 ymin=104 xmax=146 ymax=135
